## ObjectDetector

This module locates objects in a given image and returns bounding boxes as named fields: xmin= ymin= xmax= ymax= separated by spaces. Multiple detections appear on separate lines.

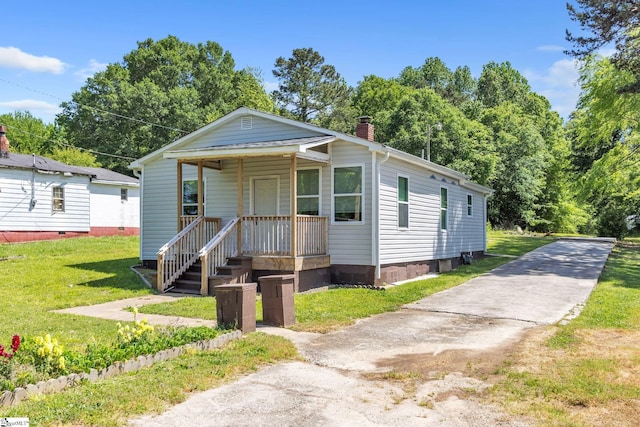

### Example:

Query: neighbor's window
xmin=182 ymin=180 xmax=200 ymax=216
xmin=398 ymin=176 xmax=409 ymax=228
xmin=467 ymin=194 xmax=473 ymax=217
xmin=52 ymin=186 xmax=65 ymax=212
xmin=333 ymin=166 xmax=363 ymax=222
xmin=297 ymin=169 xmax=320 ymax=215
xmin=121 ymin=188 xmax=128 ymax=201
xmin=440 ymin=187 xmax=448 ymax=230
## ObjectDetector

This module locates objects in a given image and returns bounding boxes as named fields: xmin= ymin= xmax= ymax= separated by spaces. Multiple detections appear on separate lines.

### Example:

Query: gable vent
xmin=240 ymin=116 xmax=252 ymax=130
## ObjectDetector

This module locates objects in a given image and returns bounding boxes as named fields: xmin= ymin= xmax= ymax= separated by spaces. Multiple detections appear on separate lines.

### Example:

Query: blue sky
xmin=0 ymin=1 xmax=584 ymax=124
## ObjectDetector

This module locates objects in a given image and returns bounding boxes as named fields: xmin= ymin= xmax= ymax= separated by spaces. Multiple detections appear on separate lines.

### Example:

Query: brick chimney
xmin=0 ymin=125 xmax=9 ymax=158
xmin=356 ymin=116 xmax=374 ymax=142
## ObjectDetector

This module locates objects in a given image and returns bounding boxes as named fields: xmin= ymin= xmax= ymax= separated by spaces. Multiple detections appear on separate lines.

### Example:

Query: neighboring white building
xmin=130 ymin=107 xmax=492 ymax=293
xmin=0 ymin=152 xmax=139 ymax=243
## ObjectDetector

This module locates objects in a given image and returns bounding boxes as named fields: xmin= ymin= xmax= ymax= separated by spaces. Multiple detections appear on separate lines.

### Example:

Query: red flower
xmin=11 ymin=335 xmax=20 ymax=353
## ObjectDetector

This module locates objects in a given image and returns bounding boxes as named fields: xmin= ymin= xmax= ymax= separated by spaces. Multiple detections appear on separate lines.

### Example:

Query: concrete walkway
xmin=54 ymin=294 xmax=217 ymax=328
xmin=57 ymin=238 xmax=615 ymax=426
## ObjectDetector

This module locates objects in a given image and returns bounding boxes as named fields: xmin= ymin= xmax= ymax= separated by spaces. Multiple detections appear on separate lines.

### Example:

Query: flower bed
xmin=0 ymin=330 xmax=241 ymax=408
xmin=0 ymin=312 xmax=238 ymax=407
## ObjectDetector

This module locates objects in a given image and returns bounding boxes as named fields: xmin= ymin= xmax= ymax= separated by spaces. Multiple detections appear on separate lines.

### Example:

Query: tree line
xmin=1 ymin=1 xmax=637 ymax=238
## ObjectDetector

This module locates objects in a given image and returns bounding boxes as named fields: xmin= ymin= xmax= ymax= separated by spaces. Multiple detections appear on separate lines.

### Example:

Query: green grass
xmin=486 ymin=229 xmax=554 ymax=256
xmin=0 ymin=236 xmax=153 ymax=350
xmin=493 ymin=237 xmax=640 ymax=425
xmin=0 ymin=333 xmax=298 ymax=427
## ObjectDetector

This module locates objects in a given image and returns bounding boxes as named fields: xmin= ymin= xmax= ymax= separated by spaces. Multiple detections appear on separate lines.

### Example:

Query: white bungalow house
xmin=0 ymin=152 xmax=139 ymax=243
xmin=130 ymin=107 xmax=492 ymax=295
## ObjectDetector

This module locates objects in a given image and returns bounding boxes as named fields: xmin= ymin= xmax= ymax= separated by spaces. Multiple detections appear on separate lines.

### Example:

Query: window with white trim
xmin=440 ymin=187 xmax=448 ymax=230
xmin=297 ymin=168 xmax=320 ymax=215
xmin=52 ymin=186 xmax=65 ymax=212
xmin=333 ymin=166 xmax=363 ymax=222
xmin=467 ymin=194 xmax=473 ymax=217
xmin=182 ymin=179 xmax=203 ymax=216
xmin=398 ymin=175 xmax=409 ymax=228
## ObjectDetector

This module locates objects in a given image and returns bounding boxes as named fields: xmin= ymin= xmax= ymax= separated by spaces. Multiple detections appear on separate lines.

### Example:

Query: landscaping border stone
xmin=0 ymin=330 xmax=242 ymax=408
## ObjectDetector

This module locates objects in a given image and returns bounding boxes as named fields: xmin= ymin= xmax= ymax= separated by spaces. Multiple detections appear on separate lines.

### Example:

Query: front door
xmin=252 ymin=178 xmax=278 ymax=215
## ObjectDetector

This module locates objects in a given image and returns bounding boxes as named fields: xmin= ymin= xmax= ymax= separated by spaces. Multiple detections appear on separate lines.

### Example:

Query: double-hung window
xmin=398 ymin=176 xmax=409 ymax=228
xmin=297 ymin=169 xmax=320 ymax=215
xmin=121 ymin=188 xmax=128 ymax=202
xmin=333 ymin=166 xmax=363 ymax=222
xmin=182 ymin=180 xmax=202 ymax=216
xmin=440 ymin=187 xmax=448 ymax=230
xmin=52 ymin=186 xmax=65 ymax=212
xmin=467 ymin=194 xmax=473 ymax=217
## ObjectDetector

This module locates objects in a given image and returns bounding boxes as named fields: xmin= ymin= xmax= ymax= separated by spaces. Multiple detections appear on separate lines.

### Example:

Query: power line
xmin=0 ymin=76 xmax=190 ymax=134
xmin=3 ymin=124 xmax=136 ymax=160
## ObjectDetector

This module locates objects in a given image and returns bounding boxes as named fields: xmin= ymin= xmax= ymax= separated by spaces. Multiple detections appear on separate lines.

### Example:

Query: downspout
xmin=133 ymin=167 xmax=144 ymax=263
xmin=374 ymin=148 xmax=391 ymax=282
xmin=29 ymin=154 xmax=37 ymax=211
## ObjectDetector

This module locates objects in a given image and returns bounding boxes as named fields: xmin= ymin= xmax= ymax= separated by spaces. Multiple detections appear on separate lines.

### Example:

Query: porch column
xmin=237 ymin=158 xmax=243 ymax=253
xmin=197 ymin=160 xmax=204 ymax=216
xmin=290 ymin=155 xmax=297 ymax=257
xmin=177 ymin=160 xmax=183 ymax=231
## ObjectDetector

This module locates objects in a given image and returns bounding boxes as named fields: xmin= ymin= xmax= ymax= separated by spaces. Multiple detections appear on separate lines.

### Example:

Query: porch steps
xmin=169 ymin=256 xmax=253 ymax=295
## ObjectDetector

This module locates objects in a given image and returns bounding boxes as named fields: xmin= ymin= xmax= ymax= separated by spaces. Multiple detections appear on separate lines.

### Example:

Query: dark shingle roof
xmin=0 ymin=152 xmax=93 ymax=176
xmin=0 ymin=153 xmax=138 ymax=184
xmin=79 ymin=166 xmax=139 ymax=184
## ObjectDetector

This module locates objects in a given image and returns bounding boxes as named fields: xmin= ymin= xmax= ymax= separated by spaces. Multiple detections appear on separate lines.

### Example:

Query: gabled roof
xmin=129 ymin=107 xmax=492 ymax=195
xmin=129 ymin=107 xmax=378 ymax=169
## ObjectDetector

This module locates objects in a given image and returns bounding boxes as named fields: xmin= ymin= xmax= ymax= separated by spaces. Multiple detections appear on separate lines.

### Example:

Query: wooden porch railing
xmin=198 ymin=217 xmax=240 ymax=295
xmin=156 ymin=216 xmax=221 ymax=292
xmin=241 ymin=215 xmax=327 ymax=256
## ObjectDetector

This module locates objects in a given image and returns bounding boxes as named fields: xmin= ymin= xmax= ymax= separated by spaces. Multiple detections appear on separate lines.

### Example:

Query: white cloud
xmin=74 ymin=59 xmax=108 ymax=82
xmin=0 ymin=46 xmax=66 ymax=74
xmin=537 ymin=45 xmax=565 ymax=52
xmin=0 ymin=99 xmax=61 ymax=123
xmin=525 ymin=59 xmax=581 ymax=120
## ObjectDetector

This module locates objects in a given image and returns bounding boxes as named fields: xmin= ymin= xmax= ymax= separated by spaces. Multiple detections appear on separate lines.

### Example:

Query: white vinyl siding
xmin=188 ymin=116 xmax=320 ymax=149
xmin=378 ymin=156 xmax=486 ymax=264
xmin=89 ymin=183 xmax=139 ymax=228
xmin=0 ymin=169 xmax=90 ymax=232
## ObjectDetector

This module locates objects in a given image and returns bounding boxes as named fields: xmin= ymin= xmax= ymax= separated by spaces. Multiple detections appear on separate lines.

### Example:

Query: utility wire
xmin=0 ymin=76 xmax=190 ymax=134
xmin=4 ymin=124 xmax=136 ymax=160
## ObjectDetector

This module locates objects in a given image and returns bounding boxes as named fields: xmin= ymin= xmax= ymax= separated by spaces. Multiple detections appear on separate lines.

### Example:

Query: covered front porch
xmin=156 ymin=136 xmax=333 ymax=295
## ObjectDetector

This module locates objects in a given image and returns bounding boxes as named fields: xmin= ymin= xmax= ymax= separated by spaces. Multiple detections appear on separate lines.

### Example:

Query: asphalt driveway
xmin=129 ymin=238 xmax=614 ymax=427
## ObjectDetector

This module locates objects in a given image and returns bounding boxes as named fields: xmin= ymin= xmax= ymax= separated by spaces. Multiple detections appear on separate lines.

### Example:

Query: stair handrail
xmin=198 ymin=217 xmax=240 ymax=295
xmin=156 ymin=216 xmax=206 ymax=293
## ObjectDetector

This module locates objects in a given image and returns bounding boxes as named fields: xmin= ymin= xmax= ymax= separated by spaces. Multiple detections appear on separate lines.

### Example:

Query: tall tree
xmin=272 ymin=48 xmax=350 ymax=123
xmin=57 ymin=36 xmax=273 ymax=173
xmin=0 ymin=111 xmax=56 ymax=155
xmin=569 ymin=56 xmax=640 ymax=238
xmin=476 ymin=61 xmax=531 ymax=108
xmin=566 ymin=0 xmax=640 ymax=93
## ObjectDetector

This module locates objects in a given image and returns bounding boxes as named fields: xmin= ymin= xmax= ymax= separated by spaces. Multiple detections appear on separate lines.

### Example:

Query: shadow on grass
xmin=604 ymin=241 xmax=640 ymax=290
xmin=67 ymin=258 xmax=149 ymax=291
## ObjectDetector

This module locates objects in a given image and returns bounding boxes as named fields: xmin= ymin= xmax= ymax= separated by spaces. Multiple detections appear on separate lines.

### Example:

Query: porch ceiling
xmin=164 ymin=136 xmax=334 ymax=163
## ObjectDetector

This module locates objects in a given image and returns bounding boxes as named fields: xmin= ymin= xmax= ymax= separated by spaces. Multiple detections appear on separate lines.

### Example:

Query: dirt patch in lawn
xmin=372 ymin=327 xmax=640 ymax=426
